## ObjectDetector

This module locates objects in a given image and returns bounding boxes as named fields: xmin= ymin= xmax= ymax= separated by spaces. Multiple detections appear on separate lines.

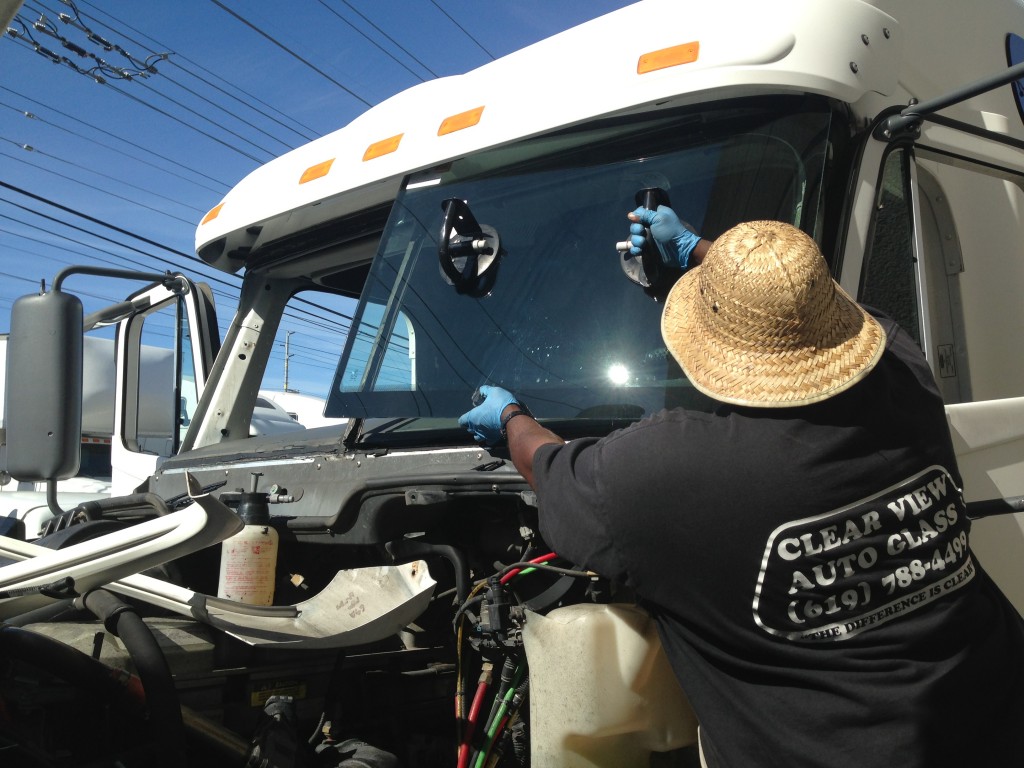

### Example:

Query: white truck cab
xmin=5 ymin=1 xmax=1024 ymax=765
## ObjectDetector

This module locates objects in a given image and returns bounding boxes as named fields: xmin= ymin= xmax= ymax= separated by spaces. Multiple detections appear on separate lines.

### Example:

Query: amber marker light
xmin=637 ymin=41 xmax=700 ymax=74
xmin=299 ymin=158 xmax=335 ymax=184
xmin=438 ymin=106 xmax=484 ymax=136
xmin=363 ymin=134 xmax=404 ymax=161
xmin=201 ymin=203 xmax=224 ymax=225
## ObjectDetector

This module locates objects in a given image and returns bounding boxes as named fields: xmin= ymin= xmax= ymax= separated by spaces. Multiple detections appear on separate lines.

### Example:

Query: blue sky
xmin=0 ymin=0 xmax=634 ymax=358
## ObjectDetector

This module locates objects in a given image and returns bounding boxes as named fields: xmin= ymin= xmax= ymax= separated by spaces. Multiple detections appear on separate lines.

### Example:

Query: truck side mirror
xmin=4 ymin=288 xmax=84 ymax=482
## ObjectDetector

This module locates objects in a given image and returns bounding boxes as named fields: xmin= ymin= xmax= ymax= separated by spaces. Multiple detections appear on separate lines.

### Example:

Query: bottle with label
xmin=217 ymin=473 xmax=279 ymax=605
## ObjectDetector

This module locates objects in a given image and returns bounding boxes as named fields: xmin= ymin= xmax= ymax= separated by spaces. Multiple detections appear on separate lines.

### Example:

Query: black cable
xmin=452 ymin=593 xmax=485 ymax=632
xmin=0 ymin=96 xmax=228 ymax=195
xmin=313 ymin=0 xmax=425 ymax=83
xmin=209 ymin=0 xmax=372 ymax=107
xmin=134 ymin=76 xmax=279 ymax=160
xmin=37 ymin=0 xmax=295 ymax=153
xmin=0 ymin=179 xmax=205 ymax=263
xmin=97 ymin=77 xmax=267 ymax=163
xmin=498 ymin=561 xmax=597 ymax=580
xmin=339 ymin=0 xmax=436 ymax=78
xmin=0 ymin=141 xmax=205 ymax=222
xmin=77 ymin=0 xmax=318 ymax=142
xmin=429 ymin=0 xmax=496 ymax=60
xmin=0 ymin=84 xmax=231 ymax=190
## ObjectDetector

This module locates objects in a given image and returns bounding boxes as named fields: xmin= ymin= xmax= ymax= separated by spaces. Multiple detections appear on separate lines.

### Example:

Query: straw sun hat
xmin=661 ymin=220 xmax=885 ymax=407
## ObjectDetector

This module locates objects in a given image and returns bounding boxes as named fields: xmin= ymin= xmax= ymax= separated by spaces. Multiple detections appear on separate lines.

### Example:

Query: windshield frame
xmin=327 ymin=95 xmax=846 ymax=445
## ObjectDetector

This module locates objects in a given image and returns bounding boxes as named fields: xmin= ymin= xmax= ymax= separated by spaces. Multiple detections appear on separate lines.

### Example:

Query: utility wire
xmin=0 ymin=212 xmax=343 ymax=350
xmin=429 ymin=0 xmax=495 ymax=60
xmin=45 ymin=0 xmax=295 ymax=153
xmin=0 ymin=182 xmax=360 ymax=341
xmin=0 ymin=223 xmax=197 ymax=279
xmin=0 ymin=217 xmax=236 ymax=298
xmin=0 ymin=149 xmax=201 ymax=229
xmin=0 ymin=97 xmax=227 ymax=196
xmin=0 ymin=233 xmax=242 ymax=337
xmin=0 ymin=145 xmax=203 ymax=227
xmin=13 ymin=0 xmax=316 ymax=159
xmin=339 ymin=0 xmax=436 ymax=77
xmin=208 ymin=0 xmax=372 ymax=108
xmin=77 ymin=0 xmax=318 ymax=143
xmin=311 ymin=0 xmax=428 ymax=81
xmin=0 ymin=138 xmax=205 ymax=216
xmin=2 ymin=37 xmax=266 ymax=164
xmin=133 ymin=76 xmax=278 ymax=160
xmin=0 ymin=195 xmax=228 ymax=294
xmin=0 ymin=179 xmax=210 ymax=266
xmin=9 ymin=4 xmax=162 ymax=82
xmin=23 ymin=0 xmax=165 ymax=78
xmin=0 ymin=84 xmax=231 ymax=191
xmin=144 ymin=68 xmax=295 ymax=153
xmin=96 ymin=77 xmax=266 ymax=164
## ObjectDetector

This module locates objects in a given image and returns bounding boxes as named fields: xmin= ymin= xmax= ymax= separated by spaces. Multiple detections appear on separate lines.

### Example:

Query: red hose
xmin=457 ymin=673 xmax=491 ymax=768
xmin=500 ymin=552 xmax=559 ymax=584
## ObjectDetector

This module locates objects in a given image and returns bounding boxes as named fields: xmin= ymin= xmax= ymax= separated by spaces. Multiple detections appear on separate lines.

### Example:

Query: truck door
xmin=111 ymin=277 xmax=219 ymax=495
xmin=841 ymin=124 xmax=1024 ymax=612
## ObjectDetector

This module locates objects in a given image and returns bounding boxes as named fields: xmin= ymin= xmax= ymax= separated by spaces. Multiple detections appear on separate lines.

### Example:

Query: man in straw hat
xmin=460 ymin=216 xmax=1024 ymax=766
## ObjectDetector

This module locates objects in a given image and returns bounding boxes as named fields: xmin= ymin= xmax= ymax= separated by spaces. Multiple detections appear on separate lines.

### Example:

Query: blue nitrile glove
xmin=629 ymin=205 xmax=702 ymax=270
xmin=458 ymin=385 xmax=518 ymax=446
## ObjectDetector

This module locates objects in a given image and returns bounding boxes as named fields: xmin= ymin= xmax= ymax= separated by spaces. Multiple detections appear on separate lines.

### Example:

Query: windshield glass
xmin=326 ymin=96 xmax=836 ymax=436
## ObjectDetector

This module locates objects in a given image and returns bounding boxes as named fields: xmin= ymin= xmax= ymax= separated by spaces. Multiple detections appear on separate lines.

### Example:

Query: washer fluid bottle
xmin=217 ymin=473 xmax=279 ymax=605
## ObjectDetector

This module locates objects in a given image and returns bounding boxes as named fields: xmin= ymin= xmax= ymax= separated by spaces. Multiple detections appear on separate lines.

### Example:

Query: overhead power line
xmin=0 ymin=181 xmax=360 ymax=340
xmin=8 ymin=4 xmax=276 ymax=163
xmin=0 ymin=84 xmax=231 ymax=191
xmin=333 ymin=0 xmax=438 ymax=79
xmin=429 ymin=0 xmax=495 ymax=60
xmin=208 ymin=0 xmax=373 ymax=108
xmin=314 ymin=0 xmax=424 ymax=83
xmin=0 ymin=144 xmax=199 ymax=227
xmin=133 ymin=76 xmax=278 ymax=160
xmin=0 ymin=179 xmax=209 ymax=266
xmin=0 ymin=97 xmax=227 ymax=196
xmin=11 ymin=1 xmax=166 ymax=82
xmin=0 ymin=138 xmax=205 ymax=214
xmin=40 ymin=0 xmax=295 ymax=154
xmin=77 ymin=0 xmax=318 ymax=143
xmin=97 ymin=75 xmax=267 ymax=164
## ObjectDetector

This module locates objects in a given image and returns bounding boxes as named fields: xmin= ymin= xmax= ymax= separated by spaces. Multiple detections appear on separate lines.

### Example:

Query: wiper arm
xmin=342 ymin=417 xmax=418 ymax=448
xmin=342 ymin=416 xmax=364 ymax=448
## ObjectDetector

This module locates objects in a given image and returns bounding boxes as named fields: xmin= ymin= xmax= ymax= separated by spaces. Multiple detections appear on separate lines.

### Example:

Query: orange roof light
xmin=201 ymin=202 xmax=224 ymax=225
xmin=637 ymin=41 xmax=700 ymax=74
xmin=299 ymin=158 xmax=335 ymax=184
xmin=438 ymin=106 xmax=485 ymax=136
xmin=363 ymin=133 xmax=404 ymax=162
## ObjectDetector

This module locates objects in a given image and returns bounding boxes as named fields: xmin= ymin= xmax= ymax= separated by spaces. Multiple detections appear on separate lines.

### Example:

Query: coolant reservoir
xmin=522 ymin=603 xmax=698 ymax=768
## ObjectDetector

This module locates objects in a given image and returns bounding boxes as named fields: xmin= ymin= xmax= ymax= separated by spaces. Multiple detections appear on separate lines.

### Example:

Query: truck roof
xmin=195 ymin=0 xmax=1024 ymax=274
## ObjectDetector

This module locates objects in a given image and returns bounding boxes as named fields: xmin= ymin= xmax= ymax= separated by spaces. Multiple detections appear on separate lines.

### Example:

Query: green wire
xmin=472 ymin=664 xmax=526 ymax=768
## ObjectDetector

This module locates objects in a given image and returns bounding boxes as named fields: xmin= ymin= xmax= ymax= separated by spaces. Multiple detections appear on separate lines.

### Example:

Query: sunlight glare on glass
xmin=607 ymin=363 xmax=630 ymax=385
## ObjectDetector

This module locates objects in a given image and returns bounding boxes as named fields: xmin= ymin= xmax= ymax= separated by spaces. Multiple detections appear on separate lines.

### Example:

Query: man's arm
xmin=690 ymin=237 xmax=710 ymax=266
xmin=500 ymin=403 xmax=562 ymax=489
xmin=458 ymin=386 xmax=563 ymax=489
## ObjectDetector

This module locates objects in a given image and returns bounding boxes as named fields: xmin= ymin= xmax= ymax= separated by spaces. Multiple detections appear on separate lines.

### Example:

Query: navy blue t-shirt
xmin=534 ymin=317 xmax=1024 ymax=767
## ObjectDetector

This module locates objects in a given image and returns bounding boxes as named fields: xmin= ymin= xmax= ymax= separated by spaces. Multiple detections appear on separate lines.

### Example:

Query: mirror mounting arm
xmin=874 ymin=60 xmax=1024 ymax=142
